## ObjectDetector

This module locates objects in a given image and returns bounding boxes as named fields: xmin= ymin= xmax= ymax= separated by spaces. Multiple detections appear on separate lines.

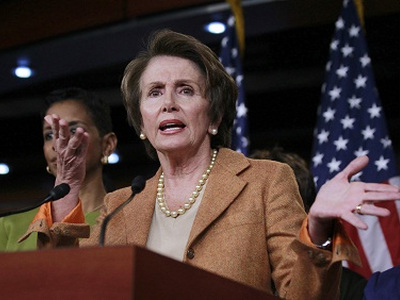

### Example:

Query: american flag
xmin=219 ymin=15 xmax=250 ymax=155
xmin=311 ymin=0 xmax=400 ymax=278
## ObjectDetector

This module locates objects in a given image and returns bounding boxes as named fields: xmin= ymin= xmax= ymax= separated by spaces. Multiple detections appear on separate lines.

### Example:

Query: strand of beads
xmin=157 ymin=149 xmax=218 ymax=218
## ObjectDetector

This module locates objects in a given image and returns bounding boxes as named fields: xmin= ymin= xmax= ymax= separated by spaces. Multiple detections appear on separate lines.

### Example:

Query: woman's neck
xmin=158 ymin=144 xmax=212 ymax=176
xmin=79 ymin=170 xmax=107 ymax=214
xmin=158 ymin=147 xmax=214 ymax=211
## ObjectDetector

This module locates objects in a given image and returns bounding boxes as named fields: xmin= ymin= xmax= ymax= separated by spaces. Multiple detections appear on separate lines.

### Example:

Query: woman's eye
xmin=44 ymin=132 xmax=53 ymax=141
xmin=70 ymin=128 xmax=77 ymax=135
xmin=181 ymin=87 xmax=194 ymax=95
xmin=149 ymin=89 xmax=161 ymax=97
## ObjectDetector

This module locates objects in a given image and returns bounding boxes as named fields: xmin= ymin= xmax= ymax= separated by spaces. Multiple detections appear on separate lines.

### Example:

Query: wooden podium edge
xmin=0 ymin=245 xmax=277 ymax=299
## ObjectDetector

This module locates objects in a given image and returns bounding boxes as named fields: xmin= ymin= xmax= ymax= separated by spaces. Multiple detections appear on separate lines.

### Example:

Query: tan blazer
xmin=27 ymin=148 xmax=359 ymax=299
xmin=79 ymin=148 xmax=358 ymax=299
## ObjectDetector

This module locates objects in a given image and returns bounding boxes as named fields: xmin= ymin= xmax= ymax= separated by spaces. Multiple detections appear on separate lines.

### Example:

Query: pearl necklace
xmin=157 ymin=149 xmax=218 ymax=218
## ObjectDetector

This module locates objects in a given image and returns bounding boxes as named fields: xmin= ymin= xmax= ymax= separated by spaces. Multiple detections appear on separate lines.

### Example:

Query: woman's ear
xmin=208 ymin=116 xmax=222 ymax=135
xmin=102 ymin=132 xmax=118 ymax=157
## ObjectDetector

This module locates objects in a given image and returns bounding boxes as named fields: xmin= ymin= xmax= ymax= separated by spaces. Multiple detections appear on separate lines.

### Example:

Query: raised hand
xmin=308 ymin=156 xmax=400 ymax=243
xmin=44 ymin=114 xmax=90 ymax=221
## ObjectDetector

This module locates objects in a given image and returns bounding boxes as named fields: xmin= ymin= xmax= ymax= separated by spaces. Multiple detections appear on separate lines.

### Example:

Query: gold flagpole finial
xmin=226 ymin=0 xmax=245 ymax=56
xmin=353 ymin=0 xmax=365 ymax=29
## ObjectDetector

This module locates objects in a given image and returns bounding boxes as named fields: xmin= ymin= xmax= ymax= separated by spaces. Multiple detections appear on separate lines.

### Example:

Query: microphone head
xmin=49 ymin=183 xmax=71 ymax=200
xmin=131 ymin=176 xmax=146 ymax=194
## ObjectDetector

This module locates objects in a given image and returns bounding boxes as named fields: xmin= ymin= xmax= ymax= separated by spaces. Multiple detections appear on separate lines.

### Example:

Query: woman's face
xmin=43 ymin=99 xmax=103 ymax=176
xmin=139 ymin=55 xmax=214 ymax=154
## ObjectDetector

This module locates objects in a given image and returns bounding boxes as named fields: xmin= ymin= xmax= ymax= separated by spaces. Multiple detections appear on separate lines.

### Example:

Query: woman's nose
xmin=162 ymin=92 xmax=178 ymax=112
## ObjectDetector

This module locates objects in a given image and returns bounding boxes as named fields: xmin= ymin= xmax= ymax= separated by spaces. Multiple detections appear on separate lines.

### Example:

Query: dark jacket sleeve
xmin=363 ymin=265 xmax=400 ymax=300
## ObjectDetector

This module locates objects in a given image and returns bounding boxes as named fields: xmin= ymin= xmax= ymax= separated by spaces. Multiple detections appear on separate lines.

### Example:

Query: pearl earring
xmin=46 ymin=166 xmax=52 ymax=174
xmin=140 ymin=132 xmax=147 ymax=140
xmin=211 ymin=128 xmax=218 ymax=135
xmin=101 ymin=155 xmax=108 ymax=165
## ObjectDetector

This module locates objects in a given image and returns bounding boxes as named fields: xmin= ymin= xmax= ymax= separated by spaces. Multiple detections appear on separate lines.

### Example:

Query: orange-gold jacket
xmin=25 ymin=148 xmax=360 ymax=299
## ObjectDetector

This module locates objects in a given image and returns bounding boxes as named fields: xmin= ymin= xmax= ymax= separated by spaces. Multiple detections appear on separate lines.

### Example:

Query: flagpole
xmin=226 ymin=0 xmax=245 ymax=56
xmin=353 ymin=0 xmax=365 ymax=29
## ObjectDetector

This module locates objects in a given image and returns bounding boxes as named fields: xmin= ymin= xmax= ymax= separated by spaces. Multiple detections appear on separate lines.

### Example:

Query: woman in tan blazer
xmin=25 ymin=30 xmax=400 ymax=299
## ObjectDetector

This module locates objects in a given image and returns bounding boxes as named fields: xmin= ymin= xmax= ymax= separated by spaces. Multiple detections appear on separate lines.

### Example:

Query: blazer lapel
xmin=188 ymin=149 xmax=249 ymax=245
xmin=123 ymin=169 xmax=161 ymax=247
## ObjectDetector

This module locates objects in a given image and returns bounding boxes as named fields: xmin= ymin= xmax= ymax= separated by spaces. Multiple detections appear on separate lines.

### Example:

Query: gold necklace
xmin=157 ymin=149 xmax=218 ymax=218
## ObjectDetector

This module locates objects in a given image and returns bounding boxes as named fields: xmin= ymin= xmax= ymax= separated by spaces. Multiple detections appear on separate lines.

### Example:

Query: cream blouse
xmin=146 ymin=182 xmax=207 ymax=261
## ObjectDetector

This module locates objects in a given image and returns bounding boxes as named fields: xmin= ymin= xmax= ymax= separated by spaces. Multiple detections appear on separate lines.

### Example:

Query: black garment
xmin=340 ymin=267 xmax=367 ymax=300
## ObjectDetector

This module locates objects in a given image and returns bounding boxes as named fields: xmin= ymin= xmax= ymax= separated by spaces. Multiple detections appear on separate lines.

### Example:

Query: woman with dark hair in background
xmin=0 ymin=87 xmax=117 ymax=251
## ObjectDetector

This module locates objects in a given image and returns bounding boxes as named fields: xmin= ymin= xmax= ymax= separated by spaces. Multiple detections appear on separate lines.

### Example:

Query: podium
xmin=0 ymin=246 xmax=278 ymax=299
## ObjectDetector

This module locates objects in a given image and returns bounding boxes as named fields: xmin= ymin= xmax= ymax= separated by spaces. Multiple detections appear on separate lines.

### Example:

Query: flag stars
xmin=330 ymin=40 xmax=339 ymax=51
xmin=325 ymin=61 xmax=332 ymax=72
xmin=350 ymin=171 xmax=363 ymax=182
xmin=321 ymin=83 xmax=326 ymax=93
xmin=228 ymin=15 xmax=235 ymax=26
xmin=341 ymin=43 xmax=354 ymax=57
xmin=336 ymin=65 xmax=349 ymax=78
xmin=348 ymin=24 xmax=360 ymax=37
xmin=313 ymin=152 xmax=324 ymax=167
xmin=336 ymin=17 xmax=345 ymax=30
xmin=360 ymin=54 xmax=371 ymax=67
xmin=225 ymin=66 xmax=235 ymax=76
xmin=354 ymin=146 xmax=369 ymax=157
xmin=221 ymin=37 xmax=228 ymax=48
xmin=313 ymin=176 xmax=319 ymax=187
xmin=367 ymin=103 xmax=382 ymax=119
xmin=348 ymin=95 xmax=362 ymax=108
xmin=236 ymin=102 xmax=248 ymax=118
xmin=327 ymin=157 xmax=342 ymax=173
xmin=341 ymin=115 xmax=355 ymax=129
xmin=317 ymin=129 xmax=330 ymax=144
xmin=313 ymin=0 xmax=397 ymax=198
xmin=375 ymin=156 xmax=389 ymax=171
xmin=381 ymin=136 xmax=392 ymax=148
xmin=334 ymin=136 xmax=349 ymax=151
xmin=220 ymin=15 xmax=249 ymax=156
xmin=354 ymin=75 xmax=367 ymax=88
xmin=236 ymin=74 xmax=243 ymax=87
xmin=241 ymin=136 xmax=249 ymax=148
xmin=361 ymin=125 xmax=376 ymax=140
xmin=329 ymin=86 xmax=342 ymax=101
xmin=231 ymin=47 xmax=238 ymax=59
xmin=323 ymin=107 xmax=336 ymax=122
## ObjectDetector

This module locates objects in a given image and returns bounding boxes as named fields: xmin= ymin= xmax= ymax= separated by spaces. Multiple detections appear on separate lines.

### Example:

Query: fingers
xmin=78 ymin=131 xmax=90 ymax=156
xmin=44 ymin=114 xmax=60 ymax=139
xmin=58 ymin=119 xmax=70 ymax=149
xmin=45 ymin=114 xmax=89 ymax=154
xmin=337 ymin=155 xmax=369 ymax=180
xmin=45 ymin=114 xmax=61 ymax=151
xmin=364 ymin=182 xmax=400 ymax=193
xmin=363 ymin=191 xmax=400 ymax=202
xmin=358 ymin=182 xmax=400 ymax=202
xmin=344 ymin=202 xmax=391 ymax=230
xmin=354 ymin=202 xmax=391 ymax=217
xmin=342 ymin=206 xmax=387 ymax=230
xmin=342 ymin=211 xmax=368 ymax=230
xmin=67 ymin=128 xmax=89 ymax=155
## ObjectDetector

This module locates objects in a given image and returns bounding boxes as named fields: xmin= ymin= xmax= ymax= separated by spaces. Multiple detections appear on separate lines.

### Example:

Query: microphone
xmin=99 ymin=176 xmax=146 ymax=246
xmin=0 ymin=183 xmax=70 ymax=217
